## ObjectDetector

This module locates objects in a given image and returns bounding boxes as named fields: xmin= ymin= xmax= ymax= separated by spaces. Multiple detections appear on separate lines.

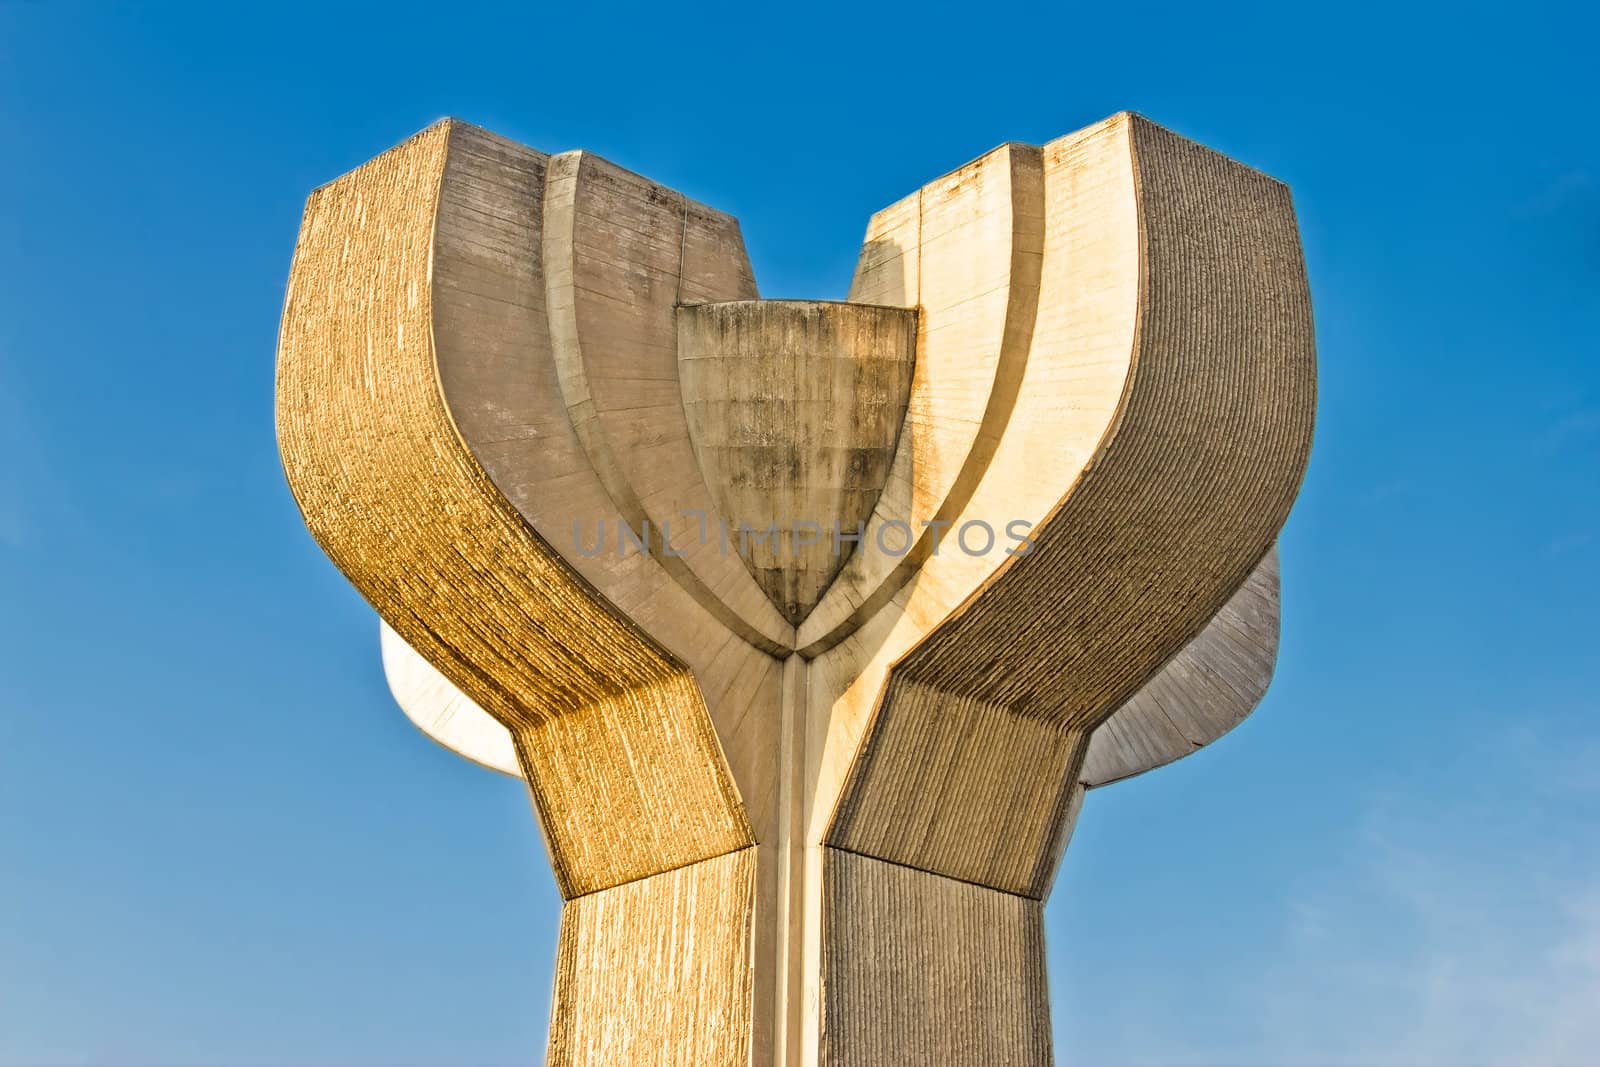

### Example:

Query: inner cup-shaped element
xmin=677 ymin=300 xmax=917 ymax=626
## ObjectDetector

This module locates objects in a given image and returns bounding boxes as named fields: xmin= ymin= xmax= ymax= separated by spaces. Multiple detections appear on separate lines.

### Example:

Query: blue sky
xmin=1 ymin=2 xmax=1595 ymax=1064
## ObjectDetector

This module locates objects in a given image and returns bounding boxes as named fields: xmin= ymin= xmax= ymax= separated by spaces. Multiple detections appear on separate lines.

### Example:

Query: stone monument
xmin=276 ymin=111 xmax=1316 ymax=1065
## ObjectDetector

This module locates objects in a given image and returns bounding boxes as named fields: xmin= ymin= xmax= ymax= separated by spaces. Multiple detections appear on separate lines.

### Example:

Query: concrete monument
xmin=277 ymin=111 xmax=1316 ymax=1065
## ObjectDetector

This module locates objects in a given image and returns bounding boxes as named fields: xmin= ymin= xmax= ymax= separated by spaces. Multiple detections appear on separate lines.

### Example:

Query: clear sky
xmin=1 ymin=2 xmax=1596 ymax=1065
